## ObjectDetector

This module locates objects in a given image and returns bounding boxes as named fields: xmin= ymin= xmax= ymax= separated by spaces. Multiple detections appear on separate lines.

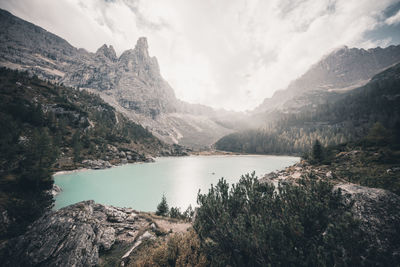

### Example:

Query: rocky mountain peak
xmin=95 ymin=44 xmax=117 ymax=61
xmin=117 ymin=37 xmax=161 ymax=81
xmin=134 ymin=37 xmax=150 ymax=58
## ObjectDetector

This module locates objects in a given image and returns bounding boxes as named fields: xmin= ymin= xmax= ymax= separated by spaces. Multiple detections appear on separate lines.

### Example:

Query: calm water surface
xmin=54 ymin=155 xmax=299 ymax=211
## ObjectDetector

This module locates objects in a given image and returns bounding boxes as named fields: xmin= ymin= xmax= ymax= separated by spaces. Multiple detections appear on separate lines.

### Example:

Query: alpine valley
xmin=1 ymin=6 xmax=400 ymax=267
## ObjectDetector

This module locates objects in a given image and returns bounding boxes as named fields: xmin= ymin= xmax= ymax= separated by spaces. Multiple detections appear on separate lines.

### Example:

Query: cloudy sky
xmin=1 ymin=0 xmax=400 ymax=111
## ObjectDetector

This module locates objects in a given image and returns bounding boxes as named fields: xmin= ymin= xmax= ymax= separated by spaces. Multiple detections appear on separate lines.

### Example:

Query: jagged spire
xmin=134 ymin=37 xmax=149 ymax=58
xmin=96 ymin=44 xmax=117 ymax=61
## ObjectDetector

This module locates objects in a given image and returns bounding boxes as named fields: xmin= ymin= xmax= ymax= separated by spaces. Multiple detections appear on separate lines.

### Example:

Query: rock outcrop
xmin=81 ymin=159 xmax=113 ymax=169
xmin=337 ymin=184 xmax=400 ymax=256
xmin=2 ymin=201 xmax=155 ymax=267
xmin=50 ymin=184 xmax=62 ymax=197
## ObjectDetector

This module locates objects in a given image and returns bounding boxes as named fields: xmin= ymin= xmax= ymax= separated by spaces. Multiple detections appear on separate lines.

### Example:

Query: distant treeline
xmin=215 ymin=63 xmax=400 ymax=155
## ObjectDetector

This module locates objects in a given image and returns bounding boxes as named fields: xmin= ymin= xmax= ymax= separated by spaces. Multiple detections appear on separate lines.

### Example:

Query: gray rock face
xmin=0 ymin=8 xmax=236 ymax=148
xmin=3 ymin=201 xmax=150 ymax=267
xmin=50 ymin=184 xmax=62 ymax=197
xmin=336 ymin=184 xmax=400 ymax=255
xmin=82 ymin=159 xmax=112 ymax=169
xmin=0 ymin=210 xmax=12 ymax=237
xmin=96 ymin=44 xmax=117 ymax=62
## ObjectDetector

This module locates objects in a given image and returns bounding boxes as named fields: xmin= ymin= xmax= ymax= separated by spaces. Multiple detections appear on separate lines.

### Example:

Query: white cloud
xmin=385 ymin=9 xmax=400 ymax=25
xmin=0 ymin=0 xmax=398 ymax=111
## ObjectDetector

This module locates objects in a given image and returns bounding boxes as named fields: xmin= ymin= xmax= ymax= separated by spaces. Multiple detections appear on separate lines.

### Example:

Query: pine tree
xmin=72 ymin=131 xmax=82 ymax=163
xmin=312 ymin=139 xmax=323 ymax=164
xmin=156 ymin=194 xmax=169 ymax=216
xmin=366 ymin=122 xmax=392 ymax=146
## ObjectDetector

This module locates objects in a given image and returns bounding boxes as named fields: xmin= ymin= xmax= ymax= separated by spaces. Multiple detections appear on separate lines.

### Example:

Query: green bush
xmin=169 ymin=205 xmax=195 ymax=221
xmin=194 ymin=173 xmax=368 ymax=266
xmin=169 ymin=207 xmax=182 ymax=219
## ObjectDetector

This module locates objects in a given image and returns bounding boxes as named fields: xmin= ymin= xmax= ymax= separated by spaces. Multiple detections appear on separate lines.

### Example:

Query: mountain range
xmin=1 ymin=8 xmax=400 ymax=150
xmin=254 ymin=44 xmax=400 ymax=117
xmin=216 ymin=61 xmax=400 ymax=154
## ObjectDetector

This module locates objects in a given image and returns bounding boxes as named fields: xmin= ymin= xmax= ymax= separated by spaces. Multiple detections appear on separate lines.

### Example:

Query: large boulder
xmin=336 ymin=184 xmax=400 ymax=257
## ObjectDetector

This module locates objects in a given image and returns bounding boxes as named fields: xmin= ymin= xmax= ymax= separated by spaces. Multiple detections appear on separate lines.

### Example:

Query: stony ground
xmin=1 ymin=201 xmax=192 ymax=267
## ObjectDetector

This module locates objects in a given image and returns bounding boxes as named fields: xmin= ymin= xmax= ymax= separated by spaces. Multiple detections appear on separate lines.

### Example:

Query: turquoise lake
xmin=54 ymin=155 xmax=299 ymax=211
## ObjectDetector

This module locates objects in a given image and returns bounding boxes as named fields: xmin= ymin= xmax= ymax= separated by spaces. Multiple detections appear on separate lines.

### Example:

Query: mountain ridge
xmin=216 ymin=62 xmax=400 ymax=154
xmin=254 ymin=44 xmax=400 ymax=116
xmin=0 ymin=8 xmax=236 ymax=149
xmin=2 ymin=8 xmax=400 ymax=149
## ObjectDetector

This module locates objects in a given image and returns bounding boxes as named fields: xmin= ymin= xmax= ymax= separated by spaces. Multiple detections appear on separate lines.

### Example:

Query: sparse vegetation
xmin=169 ymin=205 xmax=195 ymax=221
xmin=128 ymin=230 xmax=208 ymax=267
xmin=300 ymin=123 xmax=400 ymax=195
xmin=155 ymin=195 xmax=194 ymax=221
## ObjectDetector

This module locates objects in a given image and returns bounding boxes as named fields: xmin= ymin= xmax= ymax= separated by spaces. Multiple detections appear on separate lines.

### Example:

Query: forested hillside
xmin=0 ymin=68 xmax=182 ymax=238
xmin=215 ymin=63 xmax=400 ymax=155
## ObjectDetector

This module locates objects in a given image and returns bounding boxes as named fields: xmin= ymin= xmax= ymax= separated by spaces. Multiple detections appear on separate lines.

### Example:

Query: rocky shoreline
xmin=54 ymin=144 xmax=159 ymax=172
xmin=53 ymin=157 xmax=155 ymax=176
xmin=53 ymin=140 xmax=191 ymax=174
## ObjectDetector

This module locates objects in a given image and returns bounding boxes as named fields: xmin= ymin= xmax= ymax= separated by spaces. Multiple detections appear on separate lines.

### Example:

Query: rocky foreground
xmin=1 ymin=201 xmax=189 ymax=267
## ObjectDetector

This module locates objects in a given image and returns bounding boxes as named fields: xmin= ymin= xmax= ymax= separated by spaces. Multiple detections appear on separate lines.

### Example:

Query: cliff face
xmin=62 ymin=37 xmax=179 ymax=116
xmin=0 ymin=8 xmax=235 ymax=148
